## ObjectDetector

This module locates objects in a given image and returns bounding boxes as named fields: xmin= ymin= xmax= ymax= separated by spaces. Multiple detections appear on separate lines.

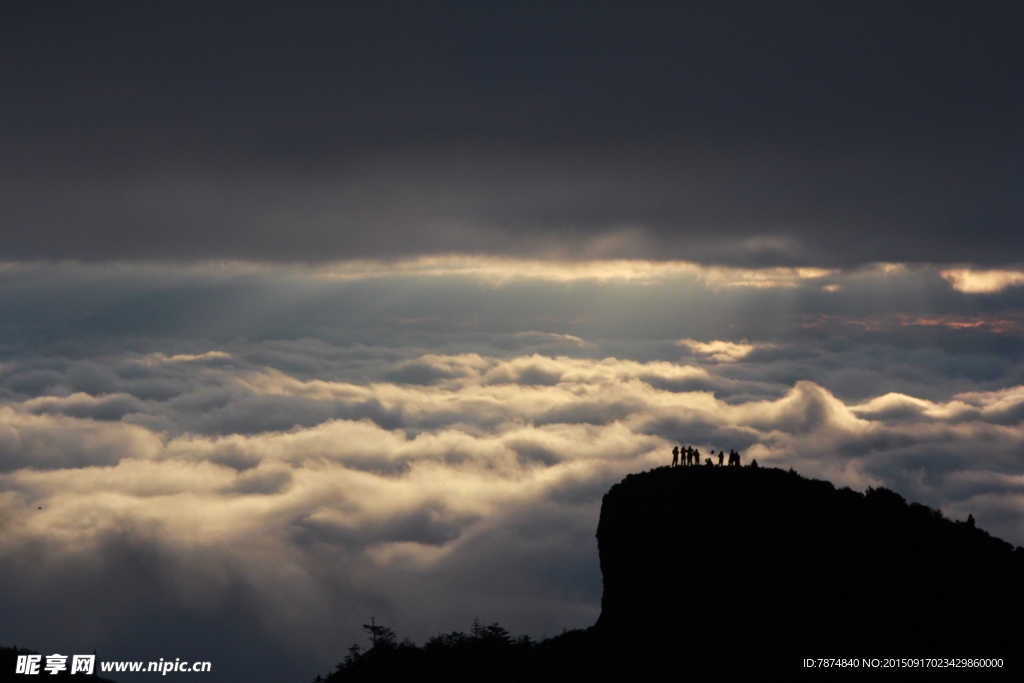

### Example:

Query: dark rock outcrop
xmin=594 ymin=465 xmax=1024 ymax=675
xmin=317 ymin=465 xmax=1024 ymax=680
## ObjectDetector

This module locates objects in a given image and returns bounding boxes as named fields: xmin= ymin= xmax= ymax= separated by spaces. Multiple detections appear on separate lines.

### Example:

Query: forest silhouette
xmin=314 ymin=464 xmax=1023 ymax=680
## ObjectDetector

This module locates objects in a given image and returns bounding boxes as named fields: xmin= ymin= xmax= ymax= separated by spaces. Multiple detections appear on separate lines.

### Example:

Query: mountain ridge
xmin=316 ymin=464 xmax=1023 ymax=680
xmin=594 ymin=464 xmax=1023 ymax=675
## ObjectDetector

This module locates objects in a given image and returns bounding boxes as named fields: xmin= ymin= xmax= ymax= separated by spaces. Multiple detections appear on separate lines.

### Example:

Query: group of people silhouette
xmin=671 ymin=445 xmax=740 ymax=467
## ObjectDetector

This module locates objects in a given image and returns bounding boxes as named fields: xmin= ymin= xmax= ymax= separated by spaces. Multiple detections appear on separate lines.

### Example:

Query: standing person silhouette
xmin=672 ymin=446 xmax=679 ymax=467
xmin=718 ymin=450 xmax=724 ymax=466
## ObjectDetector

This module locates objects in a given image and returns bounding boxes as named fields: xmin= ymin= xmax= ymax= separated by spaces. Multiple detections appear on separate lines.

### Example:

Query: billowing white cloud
xmin=941 ymin=268 xmax=1024 ymax=293
xmin=676 ymin=338 xmax=765 ymax=362
xmin=4 ymin=353 xmax=1024 ymax=660
xmin=1 ymin=260 xmax=1024 ymax=681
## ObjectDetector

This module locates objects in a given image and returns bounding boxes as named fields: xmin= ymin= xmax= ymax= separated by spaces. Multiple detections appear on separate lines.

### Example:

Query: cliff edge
xmin=594 ymin=465 xmax=1024 ymax=674
xmin=317 ymin=465 xmax=1024 ymax=681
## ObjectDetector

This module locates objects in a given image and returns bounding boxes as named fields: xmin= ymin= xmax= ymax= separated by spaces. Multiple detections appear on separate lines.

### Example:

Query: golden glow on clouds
xmin=5 ymin=350 xmax=1024 ymax=651
xmin=312 ymin=256 xmax=692 ymax=283
xmin=513 ymin=331 xmax=593 ymax=347
xmin=12 ymin=258 xmax=1024 ymax=299
xmin=941 ymin=268 xmax=1024 ymax=293
xmin=794 ymin=268 xmax=833 ymax=279
xmin=897 ymin=314 xmax=1024 ymax=333
xmin=797 ymin=313 xmax=1024 ymax=334
xmin=136 ymin=351 xmax=234 ymax=365
xmin=676 ymin=339 xmax=763 ymax=362
xmin=2 ymin=255 xmax=1024 ymax=660
xmin=308 ymin=256 xmax=838 ymax=288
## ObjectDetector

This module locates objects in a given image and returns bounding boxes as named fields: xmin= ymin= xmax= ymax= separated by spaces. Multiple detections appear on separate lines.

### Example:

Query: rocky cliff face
xmin=308 ymin=466 xmax=1024 ymax=681
xmin=594 ymin=465 xmax=1024 ymax=673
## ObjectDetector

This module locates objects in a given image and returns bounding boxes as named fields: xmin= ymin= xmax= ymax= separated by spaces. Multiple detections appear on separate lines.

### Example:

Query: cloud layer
xmin=4 ymin=6 xmax=1023 ymax=678
xmin=1 ymin=260 xmax=1024 ymax=680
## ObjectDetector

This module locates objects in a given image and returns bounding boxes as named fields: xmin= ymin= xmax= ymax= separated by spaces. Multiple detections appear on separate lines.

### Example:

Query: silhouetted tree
xmin=361 ymin=617 xmax=396 ymax=650
xmin=484 ymin=622 xmax=511 ymax=644
xmin=315 ymin=618 xmax=578 ymax=682
xmin=425 ymin=630 xmax=467 ymax=652
xmin=343 ymin=643 xmax=362 ymax=665
xmin=470 ymin=616 xmax=486 ymax=639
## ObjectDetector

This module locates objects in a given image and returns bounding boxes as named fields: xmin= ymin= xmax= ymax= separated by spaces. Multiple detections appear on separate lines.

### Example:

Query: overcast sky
xmin=2 ymin=4 xmax=1024 ymax=682
xmin=3 ymin=1 xmax=1023 ymax=266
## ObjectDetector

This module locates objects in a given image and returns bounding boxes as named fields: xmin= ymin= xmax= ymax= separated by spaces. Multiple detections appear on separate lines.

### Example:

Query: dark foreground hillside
xmin=595 ymin=465 xmax=1023 ymax=677
xmin=319 ymin=465 xmax=1024 ymax=681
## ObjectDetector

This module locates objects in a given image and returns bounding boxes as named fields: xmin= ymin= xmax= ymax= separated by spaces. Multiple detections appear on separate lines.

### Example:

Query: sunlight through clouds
xmin=675 ymin=339 xmax=763 ymax=362
xmin=4 ymin=5 xmax=1024 ymax=680
xmin=941 ymin=268 xmax=1024 ymax=294
xmin=1 ymin=259 xmax=1023 ymax=680
xmin=308 ymin=256 xmax=839 ymax=289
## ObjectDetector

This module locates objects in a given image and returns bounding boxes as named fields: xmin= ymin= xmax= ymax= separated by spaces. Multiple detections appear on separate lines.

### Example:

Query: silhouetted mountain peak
xmin=315 ymin=464 xmax=1022 ymax=680
xmin=594 ymin=465 xmax=1023 ymax=673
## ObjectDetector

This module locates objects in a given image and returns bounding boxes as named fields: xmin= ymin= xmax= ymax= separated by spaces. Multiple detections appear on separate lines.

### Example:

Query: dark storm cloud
xmin=2 ymin=2 xmax=1022 ymax=265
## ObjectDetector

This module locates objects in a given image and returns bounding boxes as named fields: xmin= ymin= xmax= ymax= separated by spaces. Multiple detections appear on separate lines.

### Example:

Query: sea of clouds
xmin=1 ymin=259 xmax=1023 ymax=681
